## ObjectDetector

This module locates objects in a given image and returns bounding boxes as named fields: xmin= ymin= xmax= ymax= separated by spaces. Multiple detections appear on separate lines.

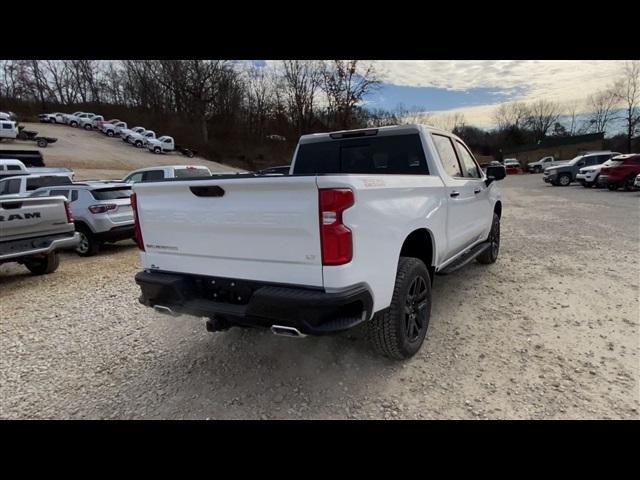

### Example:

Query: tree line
xmin=1 ymin=60 xmax=637 ymax=168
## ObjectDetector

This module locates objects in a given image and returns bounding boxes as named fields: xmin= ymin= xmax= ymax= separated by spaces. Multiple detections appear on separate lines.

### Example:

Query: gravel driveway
xmin=1 ymin=175 xmax=638 ymax=419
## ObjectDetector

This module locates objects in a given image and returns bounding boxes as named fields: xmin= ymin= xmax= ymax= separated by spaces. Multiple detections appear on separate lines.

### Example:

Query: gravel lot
xmin=1 ymin=136 xmax=638 ymax=419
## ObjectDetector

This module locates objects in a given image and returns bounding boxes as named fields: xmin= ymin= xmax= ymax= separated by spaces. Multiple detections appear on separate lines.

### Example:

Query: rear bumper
xmin=135 ymin=270 xmax=374 ymax=335
xmin=0 ymin=231 xmax=79 ymax=261
xmin=94 ymin=224 xmax=134 ymax=243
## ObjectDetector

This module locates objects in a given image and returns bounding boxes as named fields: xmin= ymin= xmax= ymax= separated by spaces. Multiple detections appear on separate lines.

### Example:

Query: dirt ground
xmin=0 ymin=131 xmax=638 ymax=419
xmin=0 ymin=122 xmax=241 ymax=180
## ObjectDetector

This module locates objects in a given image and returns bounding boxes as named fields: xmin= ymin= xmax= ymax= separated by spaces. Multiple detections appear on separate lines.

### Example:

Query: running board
xmin=437 ymin=242 xmax=490 ymax=275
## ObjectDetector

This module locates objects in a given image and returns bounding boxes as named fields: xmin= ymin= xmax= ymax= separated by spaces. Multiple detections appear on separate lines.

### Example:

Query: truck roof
xmin=298 ymin=124 xmax=457 ymax=144
xmin=127 ymin=165 xmax=210 ymax=174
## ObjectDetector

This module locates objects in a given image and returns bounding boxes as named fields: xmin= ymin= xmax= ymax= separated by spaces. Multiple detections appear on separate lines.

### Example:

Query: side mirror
xmin=485 ymin=165 xmax=506 ymax=186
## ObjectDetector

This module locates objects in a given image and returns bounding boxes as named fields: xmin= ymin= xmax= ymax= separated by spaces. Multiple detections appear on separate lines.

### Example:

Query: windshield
xmin=568 ymin=156 xmax=585 ymax=166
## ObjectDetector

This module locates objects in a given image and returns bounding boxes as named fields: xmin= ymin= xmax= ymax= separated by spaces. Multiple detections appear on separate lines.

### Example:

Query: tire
xmin=24 ymin=252 xmax=59 ymax=275
xmin=534 ymin=166 xmax=542 ymax=173
xmin=558 ymin=173 xmax=571 ymax=186
xmin=18 ymin=131 xmax=28 ymax=140
xmin=107 ymin=130 xmax=114 ymax=137
xmin=186 ymin=150 xmax=195 ymax=158
xmin=477 ymin=213 xmax=500 ymax=264
xmin=153 ymin=147 xmax=161 ymax=154
xmin=367 ymin=257 xmax=431 ymax=360
xmin=84 ymin=124 xmax=92 ymax=130
xmin=75 ymin=227 xmax=100 ymax=257
xmin=135 ymin=140 xmax=143 ymax=148
xmin=37 ymin=138 xmax=48 ymax=148
xmin=624 ymin=175 xmax=636 ymax=192
xmin=607 ymin=184 xmax=619 ymax=191
xmin=51 ymin=118 xmax=56 ymax=124
xmin=70 ymin=121 xmax=78 ymax=127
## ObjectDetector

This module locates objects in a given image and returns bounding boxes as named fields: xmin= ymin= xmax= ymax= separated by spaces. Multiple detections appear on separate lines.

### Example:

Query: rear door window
xmin=26 ymin=176 xmax=71 ymax=190
xmin=49 ymin=189 xmax=71 ymax=200
xmin=0 ymin=178 xmax=22 ymax=195
xmin=293 ymin=133 xmax=428 ymax=175
xmin=141 ymin=170 xmax=165 ymax=182
xmin=432 ymin=134 xmax=463 ymax=178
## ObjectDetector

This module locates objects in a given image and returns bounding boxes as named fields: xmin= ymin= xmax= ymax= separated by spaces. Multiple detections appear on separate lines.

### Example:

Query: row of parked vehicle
xmin=504 ymin=151 xmax=640 ymax=191
xmin=38 ymin=111 xmax=196 ymax=158
xmin=0 ymin=154 xmax=219 ymax=277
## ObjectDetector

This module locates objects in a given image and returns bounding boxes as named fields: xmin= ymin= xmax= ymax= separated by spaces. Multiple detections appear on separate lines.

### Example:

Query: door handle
xmin=450 ymin=191 xmax=460 ymax=198
xmin=474 ymin=188 xmax=482 ymax=194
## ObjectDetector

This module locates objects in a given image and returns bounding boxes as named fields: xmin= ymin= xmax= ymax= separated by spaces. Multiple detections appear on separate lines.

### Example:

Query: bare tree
xmin=281 ymin=60 xmax=323 ymax=136
xmin=564 ymin=99 xmax=584 ymax=135
xmin=492 ymin=101 xmax=530 ymax=130
xmin=321 ymin=60 xmax=381 ymax=129
xmin=585 ymin=88 xmax=618 ymax=134
xmin=430 ymin=112 xmax=466 ymax=132
xmin=613 ymin=60 xmax=640 ymax=153
xmin=525 ymin=99 xmax=560 ymax=141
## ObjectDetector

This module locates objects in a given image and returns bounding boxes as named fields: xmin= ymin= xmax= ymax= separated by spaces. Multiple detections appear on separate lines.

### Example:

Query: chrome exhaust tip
xmin=153 ymin=304 xmax=179 ymax=316
xmin=270 ymin=325 xmax=306 ymax=338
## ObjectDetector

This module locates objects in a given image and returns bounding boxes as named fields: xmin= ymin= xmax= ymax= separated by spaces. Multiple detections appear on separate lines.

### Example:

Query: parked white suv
xmin=132 ymin=124 xmax=506 ymax=359
xmin=30 ymin=182 xmax=135 ymax=256
xmin=576 ymin=158 xmax=618 ymax=188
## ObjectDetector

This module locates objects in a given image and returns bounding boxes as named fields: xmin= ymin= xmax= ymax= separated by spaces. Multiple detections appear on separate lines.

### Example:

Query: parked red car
xmin=598 ymin=154 xmax=640 ymax=191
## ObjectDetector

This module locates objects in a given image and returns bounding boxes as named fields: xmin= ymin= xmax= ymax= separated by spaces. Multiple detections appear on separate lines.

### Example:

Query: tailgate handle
xmin=1 ymin=201 xmax=23 ymax=209
xmin=189 ymin=186 xmax=225 ymax=197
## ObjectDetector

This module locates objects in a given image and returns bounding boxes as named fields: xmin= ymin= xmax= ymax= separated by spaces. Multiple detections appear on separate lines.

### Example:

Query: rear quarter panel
xmin=316 ymin=174 xmax=447 ymax=313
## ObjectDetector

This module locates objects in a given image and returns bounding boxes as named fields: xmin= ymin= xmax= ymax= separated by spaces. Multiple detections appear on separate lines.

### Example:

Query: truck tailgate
xmin=1 ymin=196 xmax=72 ymax=242
xmin=134 ymin=176 xmax=324 ymax=287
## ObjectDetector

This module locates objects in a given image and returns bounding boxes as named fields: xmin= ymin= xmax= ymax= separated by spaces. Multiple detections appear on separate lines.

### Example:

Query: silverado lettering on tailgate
xmin=144 ymin=210 xmax=303 ymax=227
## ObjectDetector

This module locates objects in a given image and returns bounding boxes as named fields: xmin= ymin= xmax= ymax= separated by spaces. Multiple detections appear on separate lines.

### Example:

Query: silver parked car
xmin=30 ymin=182 xmax=134 ymax=256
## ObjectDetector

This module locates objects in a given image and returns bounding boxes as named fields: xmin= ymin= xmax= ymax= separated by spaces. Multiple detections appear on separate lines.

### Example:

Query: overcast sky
xmin=368 ymin=60 xmax=627 ymax=128
xmin=263 ymin=60 xmax=626 ymax=129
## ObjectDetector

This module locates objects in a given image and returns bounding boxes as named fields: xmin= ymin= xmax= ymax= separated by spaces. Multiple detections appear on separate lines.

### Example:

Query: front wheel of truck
xmin=367 ymin=257 xmax=431 ymax=360
xmin=476 ymin=213 xmax=500 ymax=264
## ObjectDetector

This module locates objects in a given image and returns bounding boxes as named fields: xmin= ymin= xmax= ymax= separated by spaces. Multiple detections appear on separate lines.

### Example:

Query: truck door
xmin=453 ymin=140 xmax=493 ymax=241
xmin=431 ymin=133 xmax=484 ymax=259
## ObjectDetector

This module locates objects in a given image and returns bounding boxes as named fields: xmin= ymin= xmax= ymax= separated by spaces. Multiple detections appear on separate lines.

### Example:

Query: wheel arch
xmin=494 ymin=200 xmax=502 ymax=219
xmin=399 ymin=228 xmax=436 ymax=283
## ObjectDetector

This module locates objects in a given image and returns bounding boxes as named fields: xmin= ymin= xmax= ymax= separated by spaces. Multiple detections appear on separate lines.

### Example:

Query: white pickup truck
xmin=127 ymin=129 xmax=156 ymax=148
xmin=102 ymin=121 xmax=127 ymax=137
xmin=132 ymin=125 xmax=506 ymax=359
xmin=0 ymin=195 xmax=79 ymax=275
xmin=146 ymin=136 xmax=195 ymax=158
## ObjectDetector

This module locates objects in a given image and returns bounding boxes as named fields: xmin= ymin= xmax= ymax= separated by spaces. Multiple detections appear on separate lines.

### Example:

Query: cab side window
xmin=142 ymin=170 xmax=164 ymax=182
xmin=432 ymin=134 xmax=463 ymax=178
xmin=455 ymin=141 xmax=482 ymax=179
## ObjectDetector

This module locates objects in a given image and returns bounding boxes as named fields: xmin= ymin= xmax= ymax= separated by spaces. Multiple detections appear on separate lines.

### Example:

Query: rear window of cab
xmin=293 ymin=133 xmax=429 ymax=175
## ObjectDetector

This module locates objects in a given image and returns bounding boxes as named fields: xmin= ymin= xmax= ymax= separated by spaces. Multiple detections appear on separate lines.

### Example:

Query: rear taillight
xmin=64 ymin=201 xmax=73 ymax=223
xmin=88 ymin=204 xmax=117 ymax=214
xmin=130 ymin=192 xmax=144 ymax=251
xmin=319 ymin=188 xmax=354 ymax=266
